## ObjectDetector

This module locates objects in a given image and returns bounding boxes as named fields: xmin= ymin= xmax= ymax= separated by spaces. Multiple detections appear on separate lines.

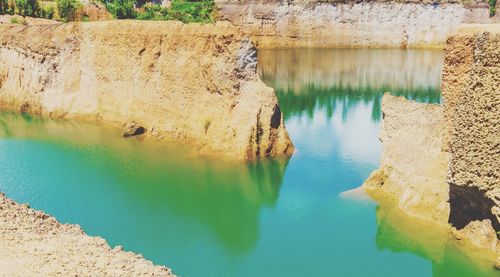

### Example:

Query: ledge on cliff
xmin=0 ymin=20 xmax=294 ymax=161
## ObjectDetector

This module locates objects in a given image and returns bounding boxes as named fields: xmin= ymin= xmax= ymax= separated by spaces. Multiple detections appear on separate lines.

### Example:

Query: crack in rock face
xmin=235 ymin=39 xmax=258 ymax=80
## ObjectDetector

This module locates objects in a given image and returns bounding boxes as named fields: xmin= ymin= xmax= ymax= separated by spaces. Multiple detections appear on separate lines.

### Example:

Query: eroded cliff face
xmin=0 ymin=21 xmax=293 ymax=160
xmin=216 ymin=0 xmax=499 ymax=48
xmin=363 ymin=25 xmax=499 ymax=265
xmin=363 ymin=94 xmax=449 ymax=223
xmin=442 ymin=24 xmax=500 ymax=237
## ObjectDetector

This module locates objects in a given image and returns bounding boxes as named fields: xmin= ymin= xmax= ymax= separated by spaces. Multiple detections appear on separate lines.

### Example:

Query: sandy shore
xmin=0 ymin=193 xmax=174 ymax=276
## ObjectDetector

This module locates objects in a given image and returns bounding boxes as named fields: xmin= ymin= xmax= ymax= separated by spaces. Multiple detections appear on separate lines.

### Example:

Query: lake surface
xmin=0 ymin=48 xmax=496 ymax=276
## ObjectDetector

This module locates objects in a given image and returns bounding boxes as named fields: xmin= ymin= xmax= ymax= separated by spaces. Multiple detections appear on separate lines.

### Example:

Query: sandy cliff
xmin=363 ymin=24 xmax=499 ymax=266
xmin=216 ymin=0 xmax=499 ymax=48
xmin=442 ymin=24 xmax=500 ymax=238
xmin=363 ymin=94 xmax=449 ymax=223
xmin=0 ymin=21 xmax=293 ymax=160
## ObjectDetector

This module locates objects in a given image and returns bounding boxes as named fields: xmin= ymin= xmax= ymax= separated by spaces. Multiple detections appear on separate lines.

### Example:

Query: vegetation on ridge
xmin=104 ymin=0 xmax=217 ymax=23
xmin=0 ymin=0 xmax=216 ymax=23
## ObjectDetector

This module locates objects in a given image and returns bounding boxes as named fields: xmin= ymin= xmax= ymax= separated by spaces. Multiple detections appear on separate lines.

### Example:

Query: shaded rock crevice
xmin=449 ymin=183 xmax=500 ymax=239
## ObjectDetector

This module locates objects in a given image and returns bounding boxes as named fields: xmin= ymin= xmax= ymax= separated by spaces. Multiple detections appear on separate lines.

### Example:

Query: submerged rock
xmin=452 ymin=220 xmax=499 ymax=253
xmin=0 ymin=21 xmax=293 ymax=160
xmin=122 ymin=122 xmax=147 ymax=137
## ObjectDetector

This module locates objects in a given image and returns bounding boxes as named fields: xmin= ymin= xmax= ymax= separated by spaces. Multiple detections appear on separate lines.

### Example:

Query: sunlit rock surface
xmin=0 ymin=21 xmax=293 ymax=160
xmin=216 ymin=0 xmax=499 ymax=48
xmin=363 ymin=24 xmax=500 ymax=266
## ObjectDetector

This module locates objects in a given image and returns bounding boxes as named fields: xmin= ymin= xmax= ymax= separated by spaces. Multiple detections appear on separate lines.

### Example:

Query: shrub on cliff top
xmin=135 ymin=3 xmax=169 ymax=20
xmin=104 ymin=0 xmax=135 ymax=19
xmin=0 ymin=0 xmax=9 ymax=14
xmin=56 ymin=0 xmax=81 ymax=21
xmin=40 ymin=3 xmax=54 ymax=19
xmin=15 ymin=0 xmax=40 ymax=16
xmin=105 ymin=0 xmax=216 ymax=23
xmin=490 ymin=0 xmax=497 ymax=16
xmin=168 ymin=0 xmax=216 ymax=23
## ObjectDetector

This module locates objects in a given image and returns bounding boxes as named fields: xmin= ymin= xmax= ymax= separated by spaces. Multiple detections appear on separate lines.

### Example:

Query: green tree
xmin=490 ymin=0 xmax=497 ymax=17
xmin=56 ymin=0 xmax=80 ymax=21
xmin=0 ymin=0 xmax=8 ymax=14
xmin=105 ymin=0 xmax=135 ymax=19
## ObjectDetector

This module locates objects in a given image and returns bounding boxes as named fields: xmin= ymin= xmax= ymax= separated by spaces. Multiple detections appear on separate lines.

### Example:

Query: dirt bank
xmin=0 ymin=21 xmax=293 ymax=160
xmin=216 ymin=0 xmax=500 ymax=48
xmin=0 ymin=193 xmax=174 ymax=276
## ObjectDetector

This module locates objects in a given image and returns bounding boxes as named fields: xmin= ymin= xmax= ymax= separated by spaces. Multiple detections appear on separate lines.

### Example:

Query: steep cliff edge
xmin=442 ymin=24 xmax=500 ymax=237
xmin=0 ymin=21 xmax=293 ymax=160
xmin=363 ymin=24 xmax=499 ymax=266
xmin=216 ymin=0 xmax=499 ymax=48
xmin=363 ymin=95 xmax=449 ymax=223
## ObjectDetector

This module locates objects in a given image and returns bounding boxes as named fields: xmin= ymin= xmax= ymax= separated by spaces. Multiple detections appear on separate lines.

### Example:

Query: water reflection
xmin=259 ymin=48 xmax=443 ymax=121
xmin=375 ymin=199 xmax=499 ymax=277
xmin=0 ymin=112 xmax=288 ymax=254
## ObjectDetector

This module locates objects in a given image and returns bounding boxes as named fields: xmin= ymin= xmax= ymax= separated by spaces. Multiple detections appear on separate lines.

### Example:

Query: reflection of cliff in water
xmin=374 ymin=200 xmax=499 ymax=277
xmin=0 ymin=112 xmax=289 ymax=253
xmin=258 ymin=48 xmax=443 ymax=121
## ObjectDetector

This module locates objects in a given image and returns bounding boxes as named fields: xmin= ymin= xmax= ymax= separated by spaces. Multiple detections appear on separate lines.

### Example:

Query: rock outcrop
xmin=216 ymin=0 xmax=499 ymax=48
xmin=0 ymin=193 xmax=174 ymax=276
xmin=363 ymin=24 xmax=499 ymax=266
xmin=363 ymin=94 xmax=449 ymax=223
xmin=441 ymin=24 xmax=500 ymax=236
xmin=0 ymin=21 xmax=293 ymax=160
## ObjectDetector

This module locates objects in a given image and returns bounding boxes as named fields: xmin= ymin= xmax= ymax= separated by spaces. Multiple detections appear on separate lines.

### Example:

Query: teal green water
xmin=0 ymin=48 xmax=497 ymax=276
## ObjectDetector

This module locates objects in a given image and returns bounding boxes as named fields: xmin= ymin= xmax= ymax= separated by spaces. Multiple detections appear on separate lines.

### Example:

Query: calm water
xmin=0 ymin=49 xmax=496 ymax=276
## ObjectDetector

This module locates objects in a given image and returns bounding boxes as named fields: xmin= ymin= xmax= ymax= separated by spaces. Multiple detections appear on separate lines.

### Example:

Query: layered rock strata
xmin=216 ymin=0 xmax=500 ymax=48
xmin=0 ymin=21 xmax=293 ymax=160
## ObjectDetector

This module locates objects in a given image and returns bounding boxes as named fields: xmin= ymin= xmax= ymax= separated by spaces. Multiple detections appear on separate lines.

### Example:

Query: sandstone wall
xmin=216 ymin=0 xmax=499 ymax=48
xmin=363 ymin=94 xmax=449 ymax=223
xmin=363 ymin=24 xmax=500 ymax=264
xmin=442 ymin=24 xmax=500 ymax=234
xmin=363 ymin=93 xmax=499 ymax=262
xmin=0 ymin=21 xmax=293 ymax=160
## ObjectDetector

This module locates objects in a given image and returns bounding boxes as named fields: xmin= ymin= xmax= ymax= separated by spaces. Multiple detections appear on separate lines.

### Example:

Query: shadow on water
xmin=0 ymin=111 xmax=289 ymax=254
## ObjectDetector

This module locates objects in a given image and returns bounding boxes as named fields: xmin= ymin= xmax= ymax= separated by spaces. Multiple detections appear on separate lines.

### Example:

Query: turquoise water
xmin=0 ymin=49 xmax=496 ymax=276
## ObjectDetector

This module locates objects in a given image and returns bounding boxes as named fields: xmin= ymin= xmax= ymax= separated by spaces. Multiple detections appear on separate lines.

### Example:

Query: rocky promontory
xmin=0 ymin=193 xmax=174 ymax=276
xmin=363 ymin=24 xmax=499 ymax=267
xmin=0 ymin=21 xmax=293 ymax=160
